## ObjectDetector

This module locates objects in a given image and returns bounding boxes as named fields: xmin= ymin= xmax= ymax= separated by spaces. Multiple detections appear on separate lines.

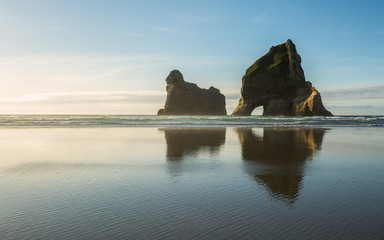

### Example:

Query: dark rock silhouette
xmin=162 ymin=128 xmax=226 ymax=160
xmin=232 ymin=40 xmax=332 ymax=116
xmin=158 ymin=70 xmax=227 ymax=115
xmin=235 ymin=128 xmax=327 ymax=204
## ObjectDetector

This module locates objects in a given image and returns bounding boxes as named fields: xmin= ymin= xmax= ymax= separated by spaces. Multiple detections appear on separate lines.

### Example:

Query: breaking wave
xmin=0 ymin=115 xmax=383 ymax=128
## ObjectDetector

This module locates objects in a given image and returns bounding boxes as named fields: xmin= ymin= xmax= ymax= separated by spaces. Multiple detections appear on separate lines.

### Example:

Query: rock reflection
xmin=236 ymin=128 xmax=326 ymax=204
xmin=162 ymin=128 xmax=226 ymax=160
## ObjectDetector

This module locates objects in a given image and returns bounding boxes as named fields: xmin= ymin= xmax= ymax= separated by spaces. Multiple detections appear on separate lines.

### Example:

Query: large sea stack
xmin=158 ymin=70 xmax=227 ymax=115
xmin=232 ymin=39 xmax=332 ymax=116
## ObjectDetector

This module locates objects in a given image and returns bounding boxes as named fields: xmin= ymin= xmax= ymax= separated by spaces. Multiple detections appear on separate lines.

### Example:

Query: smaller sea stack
xmin=158 ymin=70 xmax=227 ymax=115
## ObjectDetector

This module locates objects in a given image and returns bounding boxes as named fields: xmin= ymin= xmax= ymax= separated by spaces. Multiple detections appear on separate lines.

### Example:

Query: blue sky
xmin=0 ymin=0 xmax=383 ymax=114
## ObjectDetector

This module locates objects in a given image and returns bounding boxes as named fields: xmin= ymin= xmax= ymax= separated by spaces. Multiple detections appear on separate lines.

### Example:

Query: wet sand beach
xmin=0 ymin=127 xmax=383 ymax=239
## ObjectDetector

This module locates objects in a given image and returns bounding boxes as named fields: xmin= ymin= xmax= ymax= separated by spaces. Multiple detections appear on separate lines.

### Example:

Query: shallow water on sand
xmin=0 ymin=127 xmax=383 ymax=239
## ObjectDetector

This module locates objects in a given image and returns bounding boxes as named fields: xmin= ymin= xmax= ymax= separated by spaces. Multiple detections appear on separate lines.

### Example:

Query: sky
xmin=0 ymin=0 xmax=383 ymax=115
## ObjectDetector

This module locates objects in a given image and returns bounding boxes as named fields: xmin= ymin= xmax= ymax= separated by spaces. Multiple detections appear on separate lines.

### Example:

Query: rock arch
xmin=232 ymin=40 xmax=332 ymax=116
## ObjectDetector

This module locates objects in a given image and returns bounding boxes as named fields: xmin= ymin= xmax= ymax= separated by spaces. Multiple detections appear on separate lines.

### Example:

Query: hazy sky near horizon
xmin=1 ymin=0 xmax=383 ymax=114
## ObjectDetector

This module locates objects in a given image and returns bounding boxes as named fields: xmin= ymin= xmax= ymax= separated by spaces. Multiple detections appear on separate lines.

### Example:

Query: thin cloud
xmin=0 ymin=91 xmax=166 ymax=103
xmin=1 ymin=53 xmax=235 ymax=69
xmin=252 ymin=14 xmax=268 ymax=23
xmin=0 ymin=90 xmax=167 ymax=114
xmin=321 ymin=85 xmax=384 ymax=115
xmin=221 ymin=89 xmax=241 ymax=100
xmin=326 ymin=105 xmax=384 ymax=115
xmin=328 ymin=105 xmax=384 ymax=109
xmin=154 ymin=27 xmax=178 ymax=32
xmin=180 ymin=15 xmax=218 ymax=25
xmin=48 ymin=25 xmax=60 ymax=31
xmin=0 ymin=53 xmax=237 ymax=93
xmin=321 ymin=85 xmax=384 ymax=100
xmin=122 ymin=33 xmax=146 ymax=37
xmin=153 ymin=26 xmax=196 ymax=36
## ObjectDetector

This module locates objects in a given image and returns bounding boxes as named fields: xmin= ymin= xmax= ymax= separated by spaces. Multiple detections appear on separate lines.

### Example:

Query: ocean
xmin=0 ymin=115 xmax=383 ymax=239
xmin=0 ymin=114 xmax=383 ymax=128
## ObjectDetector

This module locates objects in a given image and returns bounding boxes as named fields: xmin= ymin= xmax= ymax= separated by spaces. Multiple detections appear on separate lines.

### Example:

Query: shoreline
xmin=0 ymin=115 xmax=383 ymax=128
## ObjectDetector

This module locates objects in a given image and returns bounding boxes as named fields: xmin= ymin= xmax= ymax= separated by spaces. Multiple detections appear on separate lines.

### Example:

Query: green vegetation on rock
xmin=243 ymin=44 xmax=288 ymax=79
